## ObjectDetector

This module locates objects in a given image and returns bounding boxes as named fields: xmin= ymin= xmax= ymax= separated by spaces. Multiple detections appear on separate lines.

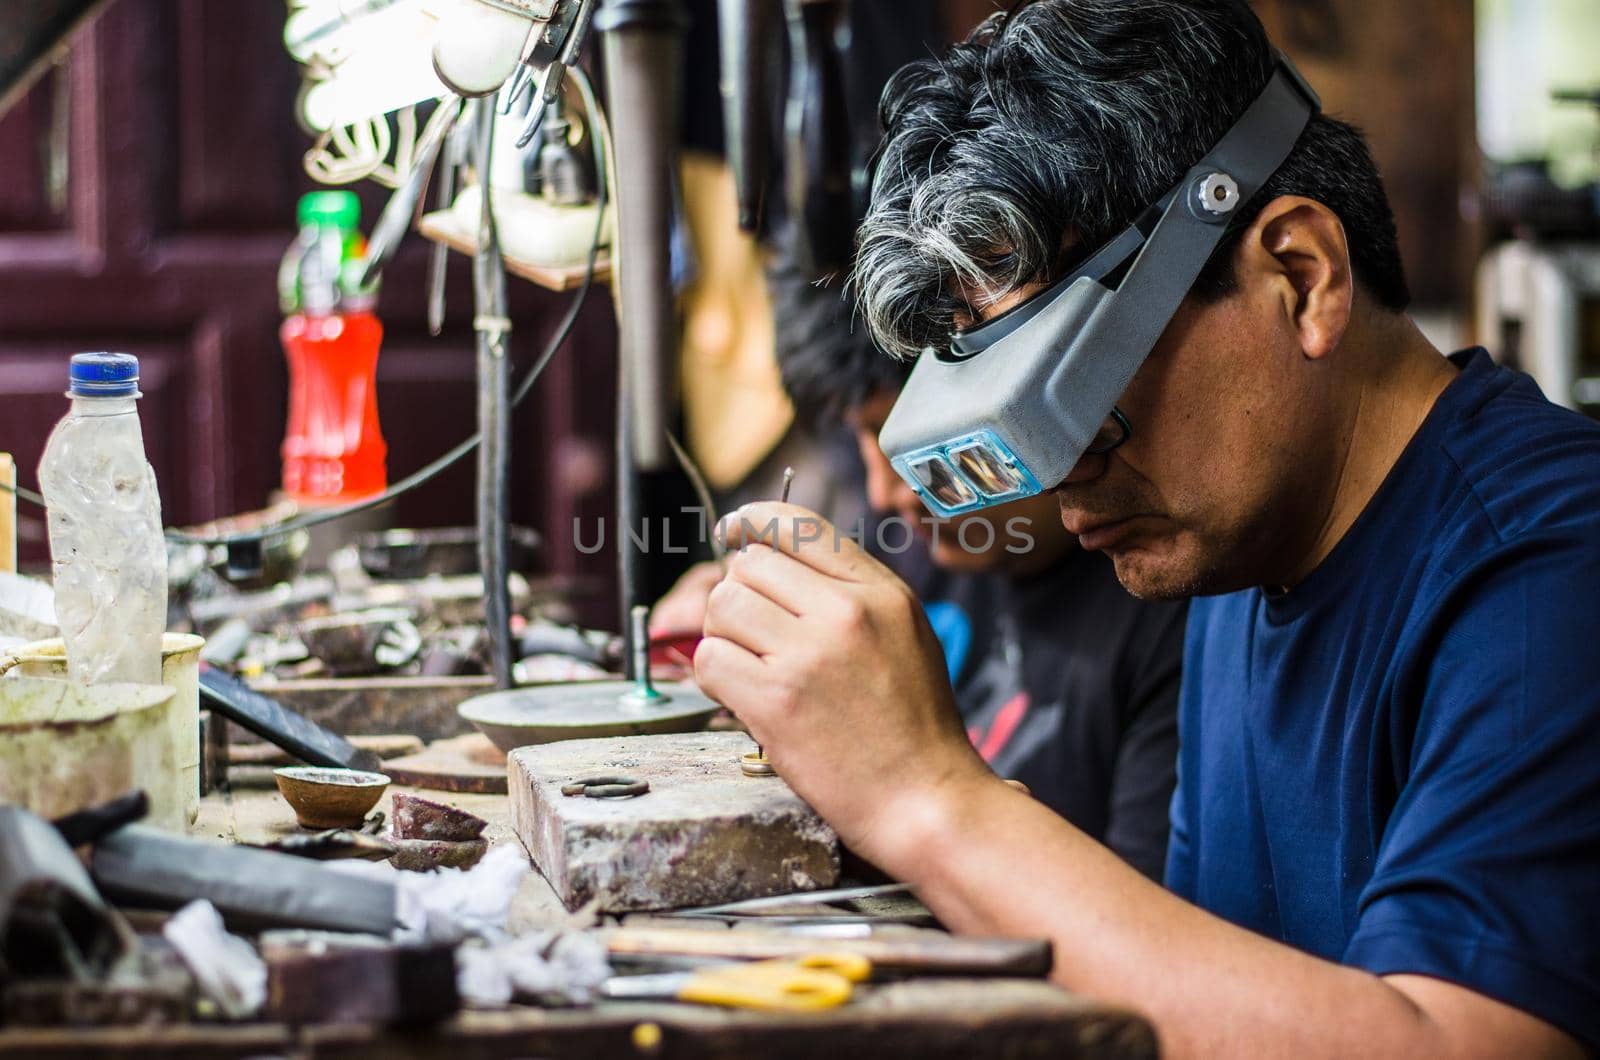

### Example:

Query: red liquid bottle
xmin=278 ymin=191 xmax=388 ymax=503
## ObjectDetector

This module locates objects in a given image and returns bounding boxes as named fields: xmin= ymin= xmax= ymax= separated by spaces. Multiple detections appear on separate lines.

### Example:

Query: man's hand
xmin=694 ymin=502 xmax=995 ymax=859
xmin=690 ymin=514 xmax=1585 ymax=1060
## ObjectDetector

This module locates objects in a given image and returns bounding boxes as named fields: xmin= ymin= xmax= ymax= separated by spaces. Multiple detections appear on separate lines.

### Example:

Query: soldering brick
xmin=509 ymin=731 xmax=839 ymax=913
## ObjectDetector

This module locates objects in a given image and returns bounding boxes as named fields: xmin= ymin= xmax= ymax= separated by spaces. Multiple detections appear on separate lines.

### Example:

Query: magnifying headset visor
xmin=878 ymin=56 xmax=1321 ymax=519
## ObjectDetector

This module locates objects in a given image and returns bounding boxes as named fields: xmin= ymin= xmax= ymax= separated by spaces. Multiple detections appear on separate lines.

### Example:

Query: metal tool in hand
xmin=742 ymin=466 xmax=794 ymax=777
xmin=599 ymin=952 xmax=871 ymax=1012
xmin=561 ymin=776 xmax=650 ymax=799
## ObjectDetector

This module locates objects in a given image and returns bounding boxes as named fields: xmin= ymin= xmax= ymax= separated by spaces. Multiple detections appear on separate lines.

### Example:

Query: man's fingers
xmin=703 ymin=576 xmax=803 ymax=657
xmin=722 ymin=543 xmax=840 ymax=618
xmin=693 ymin=635 xmax=767 ymax=715
xmin=717 ymin=502 xmax=884 ymax=583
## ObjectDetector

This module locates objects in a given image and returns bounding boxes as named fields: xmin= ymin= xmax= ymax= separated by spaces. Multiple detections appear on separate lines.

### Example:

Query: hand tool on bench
xmin=605 ymin=926 xmax=1053 ymax=978
xmin=600 ymin=952 xmax=871 ymax=1011
xmin=670 ymin=882 xmax=910 ymax=916
xmin=91 ymin=825 xmax=397 ymax=936
xmin=661 ymin=882 xmax=927 ymax=925
xmin=198 ymin=666 xmax=383 ymax=772
xmin=51 ymin=791 xmax=149 ymax=848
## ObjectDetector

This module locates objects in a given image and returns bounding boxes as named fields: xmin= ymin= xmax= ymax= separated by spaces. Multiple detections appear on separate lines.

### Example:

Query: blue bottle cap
xmin=68 ymin=352 xmax=140 ymax=398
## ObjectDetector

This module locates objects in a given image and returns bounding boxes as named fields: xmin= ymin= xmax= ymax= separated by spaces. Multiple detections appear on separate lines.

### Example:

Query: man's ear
xmin=1233 ymin=195 xmax=1353 ymax=361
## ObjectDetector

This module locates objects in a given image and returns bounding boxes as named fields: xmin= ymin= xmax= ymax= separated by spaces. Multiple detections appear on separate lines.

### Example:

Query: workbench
xmin=0 ymin=785 xmax=1159 ymax=1060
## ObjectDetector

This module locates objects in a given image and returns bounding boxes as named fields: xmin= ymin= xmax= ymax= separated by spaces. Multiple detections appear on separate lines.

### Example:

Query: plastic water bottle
xmin=278 ymin=190 xmax=388 ymax=504
xmin=37 ymin=353 xmax=168 ymax=687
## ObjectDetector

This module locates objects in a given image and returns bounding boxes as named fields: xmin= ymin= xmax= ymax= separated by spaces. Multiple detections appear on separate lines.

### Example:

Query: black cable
xmin=2 ymin=92 xmax=610 ymax=550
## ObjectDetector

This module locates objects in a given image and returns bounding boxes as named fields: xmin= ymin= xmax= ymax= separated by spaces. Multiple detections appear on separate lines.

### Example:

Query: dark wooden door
xmin=0 ymin=0 xmax=620 ymax=623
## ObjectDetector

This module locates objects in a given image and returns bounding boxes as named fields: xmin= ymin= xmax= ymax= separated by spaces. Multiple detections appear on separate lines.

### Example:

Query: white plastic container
xmin=1 ymin=632 xmax=204 ymax=827
xmin=0 ymin=676 xmax=178 ymax=829
xmin=36 ymin=353 xmax=168 ymax=687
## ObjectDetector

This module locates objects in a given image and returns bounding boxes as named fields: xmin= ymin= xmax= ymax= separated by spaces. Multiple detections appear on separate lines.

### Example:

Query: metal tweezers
xmin=661 ymin=883 xmax=916 ymax=923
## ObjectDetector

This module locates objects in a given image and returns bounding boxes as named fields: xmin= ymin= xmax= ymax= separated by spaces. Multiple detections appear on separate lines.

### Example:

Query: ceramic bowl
xmin=273 ymin=766 xmax=390 ymax=829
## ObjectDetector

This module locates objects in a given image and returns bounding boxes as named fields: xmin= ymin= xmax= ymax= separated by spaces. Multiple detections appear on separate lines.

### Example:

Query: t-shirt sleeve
xmin=1105 ymin=600 xmax=1186 ymax=882
xmin=1343 ymin=532 xmax=1600 ymax=1049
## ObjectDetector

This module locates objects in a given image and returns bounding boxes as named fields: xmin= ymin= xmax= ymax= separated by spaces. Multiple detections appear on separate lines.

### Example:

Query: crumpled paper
xmin=456 ymin=930 xmax=613 ymax=1008
xmin=329 ymin=842 xmax=530 ymax=946
xmin=162 ymin=900 xmax=267 ymax=1020
xmin=325 ymin=834 xmax=615 ymax=1006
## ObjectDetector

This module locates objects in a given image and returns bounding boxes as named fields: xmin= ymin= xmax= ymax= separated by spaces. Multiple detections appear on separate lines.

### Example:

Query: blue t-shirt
xmin=1167 ymin=349 xmax=1600 ymax=1048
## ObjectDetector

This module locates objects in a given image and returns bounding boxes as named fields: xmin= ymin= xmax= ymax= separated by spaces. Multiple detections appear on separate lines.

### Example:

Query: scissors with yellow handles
xmin=599 ymin=953 xmax=873 ymax=1012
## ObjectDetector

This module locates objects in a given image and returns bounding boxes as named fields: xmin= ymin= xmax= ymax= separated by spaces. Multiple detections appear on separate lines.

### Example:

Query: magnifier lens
xmin=950 ymin=442 xmax=1024 ymax=498
xmin=907 ymin=455 xmax=977 ymax=510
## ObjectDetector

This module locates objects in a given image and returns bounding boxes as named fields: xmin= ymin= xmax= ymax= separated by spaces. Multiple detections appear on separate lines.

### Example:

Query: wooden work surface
xmin=0 ymin=787 xmax=1158 ymax=1060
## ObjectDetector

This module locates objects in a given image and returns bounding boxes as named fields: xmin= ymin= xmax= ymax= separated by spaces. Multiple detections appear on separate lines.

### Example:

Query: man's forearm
xmin=879 ymin=777 xmax=1576 ymax=1060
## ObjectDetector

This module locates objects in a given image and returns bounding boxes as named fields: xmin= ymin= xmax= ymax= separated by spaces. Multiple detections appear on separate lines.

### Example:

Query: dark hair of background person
xmin=854 ymin=0 xmax=1413 ymax=360
xmin=770 ymin=224 xmax=912 ymax=425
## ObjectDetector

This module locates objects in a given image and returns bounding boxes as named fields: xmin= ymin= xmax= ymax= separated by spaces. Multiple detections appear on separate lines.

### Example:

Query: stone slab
xmin=509 ymin=731 xmax=839 ymax=913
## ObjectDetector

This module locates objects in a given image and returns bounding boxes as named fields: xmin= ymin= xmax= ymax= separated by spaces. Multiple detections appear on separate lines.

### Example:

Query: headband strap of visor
xmin=948 ymin=55 xmax=1320 ymax=362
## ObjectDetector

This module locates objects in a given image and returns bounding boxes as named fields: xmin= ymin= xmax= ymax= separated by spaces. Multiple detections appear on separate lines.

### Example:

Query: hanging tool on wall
xmin=718 ymin=0 xmax=779 ymax=232
xmin=782 ymin=0 xmax=853 ymax=276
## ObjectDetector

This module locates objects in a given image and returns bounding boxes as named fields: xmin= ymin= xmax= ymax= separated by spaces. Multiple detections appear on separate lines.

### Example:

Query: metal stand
xmin=616 ymin=339 xmax=644 ymax=679
xmin=472 ymin=98 xmax=515 ymax=689
xmin=597 ymin=0 xmax=687 ymax=669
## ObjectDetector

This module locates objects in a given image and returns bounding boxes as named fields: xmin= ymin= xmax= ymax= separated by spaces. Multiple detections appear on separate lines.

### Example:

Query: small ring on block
xmin=740 ymin=752 xmax=777 ymax=778
xmin=561 ymin=776 xmax=651 ymax=799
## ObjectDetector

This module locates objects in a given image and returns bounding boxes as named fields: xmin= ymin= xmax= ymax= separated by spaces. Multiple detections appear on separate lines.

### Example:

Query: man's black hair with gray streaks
xmin=853 ymin=0 xmax=1410 ymax=360
xmin=768 ymin=225 xmax=912 ymax=424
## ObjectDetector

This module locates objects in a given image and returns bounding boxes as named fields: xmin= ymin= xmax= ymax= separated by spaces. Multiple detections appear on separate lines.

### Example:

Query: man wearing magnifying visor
xmin=695 ymin=0 xmax=1600 ymax=1056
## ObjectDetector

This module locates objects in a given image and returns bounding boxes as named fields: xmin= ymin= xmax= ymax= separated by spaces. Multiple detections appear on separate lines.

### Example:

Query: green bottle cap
xmin=297 ymin=190 xmax=361 ymax=231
